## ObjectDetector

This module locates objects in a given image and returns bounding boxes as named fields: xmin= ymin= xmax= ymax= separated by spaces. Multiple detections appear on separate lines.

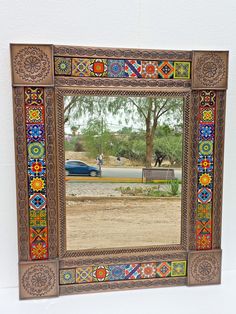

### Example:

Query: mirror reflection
xmin=64 ymin=95 xmax=183 ymax=250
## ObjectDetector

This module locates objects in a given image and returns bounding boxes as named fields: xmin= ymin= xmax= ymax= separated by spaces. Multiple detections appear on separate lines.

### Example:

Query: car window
xmin=78 ymin=162 xmax=87 ymax=166
xmin=66 ymin=161 xmax=79 ymax=165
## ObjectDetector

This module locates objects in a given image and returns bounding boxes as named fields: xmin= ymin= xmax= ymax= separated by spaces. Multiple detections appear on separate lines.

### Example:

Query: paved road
xmin=67 ymin=167 xmax=182 ymax=180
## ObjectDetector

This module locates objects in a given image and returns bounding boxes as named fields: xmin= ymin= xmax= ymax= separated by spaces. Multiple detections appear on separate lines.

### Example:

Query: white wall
xmin=0 ymin=0 xmax=236 ymax=290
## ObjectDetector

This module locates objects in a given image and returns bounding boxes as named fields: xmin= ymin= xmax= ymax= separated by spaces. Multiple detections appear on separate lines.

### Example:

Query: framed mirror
xmin=11 ymin=44 xmax=228 ymax=299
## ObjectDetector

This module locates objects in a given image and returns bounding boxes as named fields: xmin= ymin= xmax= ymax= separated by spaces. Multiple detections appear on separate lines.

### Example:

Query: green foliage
xmin=154 ymin=134 xmax=182 ymax=165
xmin=167 ymin=179 xmax=180 ymax=196
xmin=116 ymin=185 xmax=180 ymax=197
xmin=64 ymin=135 xmax=83 ymax=152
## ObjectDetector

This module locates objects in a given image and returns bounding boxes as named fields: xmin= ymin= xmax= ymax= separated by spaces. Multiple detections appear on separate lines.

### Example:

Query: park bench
xmin=142 ymin=168 xmax=176 ymax=183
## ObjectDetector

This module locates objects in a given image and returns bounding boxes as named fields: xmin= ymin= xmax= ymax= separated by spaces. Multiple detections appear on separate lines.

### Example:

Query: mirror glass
xmin=64 ymin=95 xmax=184 ymax=250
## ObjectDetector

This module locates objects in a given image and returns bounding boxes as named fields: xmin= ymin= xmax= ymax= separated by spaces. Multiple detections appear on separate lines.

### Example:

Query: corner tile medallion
xmin=196 ymin=91 xmax=216 ymax=250
xmin=188 ymin=250 xmax=221 ymax=285
xmin=20 ymin=260 xmax=59 ymax=299
xmin=24 ymin=87 xmax=48 ymax=260
xmin=11 ymin=44 xmax=54 ymax=86
xmin=59 ymin=260 xmax=187 ymax=285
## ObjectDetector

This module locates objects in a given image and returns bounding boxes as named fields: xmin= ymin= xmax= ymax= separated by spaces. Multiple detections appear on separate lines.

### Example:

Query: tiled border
xmin=59 ymin=260 xmax=187 ymax=285
xmin=196 ymin=91 xmax=216 ymax=250
xmin=25 ymin=87 xmax=48 ymax=260
xmin=54 ymin=57 xmax=191 ymax=79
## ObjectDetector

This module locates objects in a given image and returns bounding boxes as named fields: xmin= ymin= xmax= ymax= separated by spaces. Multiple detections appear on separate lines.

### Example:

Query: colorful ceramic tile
xmin=197 ymin=203 xmax=212 ymax=220
xmin=171 ymin=261 xmax=187 ymax=277
xmin=174 ymin=62 xmax=191 ymax=79
xmin=25 ymin=87 xmax=44 ymax=106
xmin=30 ymin=242 xmax=48 ymax=260
xmin=200 ymin=91 xmax=216 ymax=106
xmin=76 ymin=266 xmax=93 ymax=283
xmin=29 ymin=193 xmax=46 ymax=210
xmin=28 ymin=159 xmax=46 ymax=176
xmin=25 ymin=106 xmax=44 ymax=124
xmin=156 ymin=262 xmax=171 ymax=278
xmin=60 ymin=269 xmax=76 ymax=285
xmin=125 ymin=264 xmax=141 ymax=279
xmin=198 ymin=173 xmax=213 ymax=187
xmin=196 ymin=234 xmax=212 ymax=250
xmin=29 ymin=209 xmax=47 ymax=227
xmin=198 ymin=187 xmax=212 ymax=204
xmin=28 ymin=142 xmax=45 ymax=159
xmin=72 ymin=58 xmax=91 ymax=77
xmin=199 ymin=107 xmax=215 ymax=124
xmin=158 ymin=61 xmax=174 ymax=79
xmin=26 ymin=124 xmax=45 ymax=142
xmin=93 ymin=266 xmax=109 ymax=282
xmin=54 ymin=57 xmax=72 ymax=75
xmin=198 ymin=156 xmax=214 ymax=172
xmin=140 ymin=263 xmax=156 ymax=279
xmin=125 ymin=60 xmax=142 ymax=78
xmin=196 ymin=219 xmax=212 ymax=236
xmin=89 ymin=59 xmax=108 ymax=77
xmin=108 ymin=265 xmax=126 ymax=281
xmin=30 ymin=226 xmax=47 ymax=244
xmin=141 ymin=61 xmax=158 ymax=78
xmin=107 ymin=59 xmax=125 ymax=77
xmin=199 ymin=140 xmax=213 ymax=156
xmin=199 ymin=124 xmax=215 ymax=140
xmin=29 ymin=176 xmax=46 ymax=193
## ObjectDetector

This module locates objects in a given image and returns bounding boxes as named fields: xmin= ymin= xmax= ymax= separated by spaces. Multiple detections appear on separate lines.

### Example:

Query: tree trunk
xmin=145 ymin=133 xmax=153 ymax=167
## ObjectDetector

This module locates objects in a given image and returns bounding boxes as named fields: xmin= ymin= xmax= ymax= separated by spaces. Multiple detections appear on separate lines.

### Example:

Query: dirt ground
xmin=66 ymin=197 xmax=181 ymax=251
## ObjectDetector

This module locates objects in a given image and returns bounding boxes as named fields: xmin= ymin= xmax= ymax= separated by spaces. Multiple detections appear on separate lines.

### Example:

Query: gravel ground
xmin=66 ymin=182 xmax=173 ymax=197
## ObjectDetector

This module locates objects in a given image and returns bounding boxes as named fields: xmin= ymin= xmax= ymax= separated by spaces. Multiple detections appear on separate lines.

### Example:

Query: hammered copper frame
xmin=11 ymin=44 xmax=228 ymax=299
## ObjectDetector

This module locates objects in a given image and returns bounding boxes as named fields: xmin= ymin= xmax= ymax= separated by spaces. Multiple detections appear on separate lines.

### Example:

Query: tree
xmin=64 ymin=96 xmax=183 ymax=167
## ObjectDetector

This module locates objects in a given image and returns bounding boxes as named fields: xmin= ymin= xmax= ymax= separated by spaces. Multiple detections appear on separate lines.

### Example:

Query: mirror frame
xmin=10 ymin=44 xmax=228 ymax=299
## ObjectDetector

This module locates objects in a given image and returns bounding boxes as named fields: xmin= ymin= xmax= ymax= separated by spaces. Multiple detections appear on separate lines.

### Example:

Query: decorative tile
xmin=89 ymin=59 xmax=107 ymax=77
xmin=25 ymin=106 xmax=44 ymax=124
xmin=125 ymin=60 xmax=142 ymax=78
xmin=108 ymin=265 xmax=126 ymax=281
xmin=28 ymin=159 xmax=46 ymax=176
xmin=198 ymin=173 xmax=212 ymax=187
xmin=196 ymin=234 xmax=212 ymax=250
xmin=174 ymin=61 xmax=191 ymax=79
xmin=158 ymin=61 xmax=174 ymax=79
xmin=171 ymin=261 xmax=187 ymax=277
xmin=198 ymin=187 xmax=212 ymax=204
xmin=30 ymin=226 xmax=47 ymax=244
xmin=156 ymin=262 xmax=171 ymax=277
xmin=76 ymin=266 xmax=93 ymax=283
xmin=197 ymin=203 xmax=212 ymax=220
xmin=54 ymin=57 xmax=72 ymax=75
xmin=107 ymin=59 xmax=125 ymax=77
xmin=199 ymin=124 xmax=214 ymax=140
xmin=31 ymin=242 xmax=48 ymax=260
xmin=28 ymin=142 xmax=45 ymax=159
xmin=29 ymin=210 xmax=47 ymax=227
xmin=93 ymin=266 xmax=109 ymax=282
xmin=196 ymin=219 xmax=212 ymax=236
xmin=200 ymin=91 xmax=216 ymax=106
xmin=198 ymin=156 xmax=213 ymax=172
xmin=25 ymin=87 xmax=44 ymax=106
xmin=29 ymin=193 xmax=46 ymax=210
xmin=199 ymin=141 xmax=213 ymax=156
xmin=199 ymin=107 xmax=215 ymax=124
xmin=125 ymin=264 xmax=141 ymax=279
xmin=72 ymin=58 xmax=91 ymax=77
xmin=26 ymin=124 xmax=45 ymax=142
xmin=140 ymin=263 xmax=156 ymax=279
xmin=29 ymin=176 xmax=46 ymax=193
xmin=141 ymin=61 xmax=158 ymax=78
xmin=60 ymin=269 xmax=76 ymax=285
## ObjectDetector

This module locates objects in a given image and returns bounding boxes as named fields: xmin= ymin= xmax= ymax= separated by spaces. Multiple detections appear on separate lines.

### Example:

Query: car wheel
xmin=90 ymin=171 xmax=97 ymax=177
xmin=65 ymin=170 xmax=69 ymax=176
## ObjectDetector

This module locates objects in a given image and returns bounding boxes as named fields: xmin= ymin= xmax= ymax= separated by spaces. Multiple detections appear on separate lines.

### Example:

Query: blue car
xmin=65 ymin=160 xmax=100 ymax=177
